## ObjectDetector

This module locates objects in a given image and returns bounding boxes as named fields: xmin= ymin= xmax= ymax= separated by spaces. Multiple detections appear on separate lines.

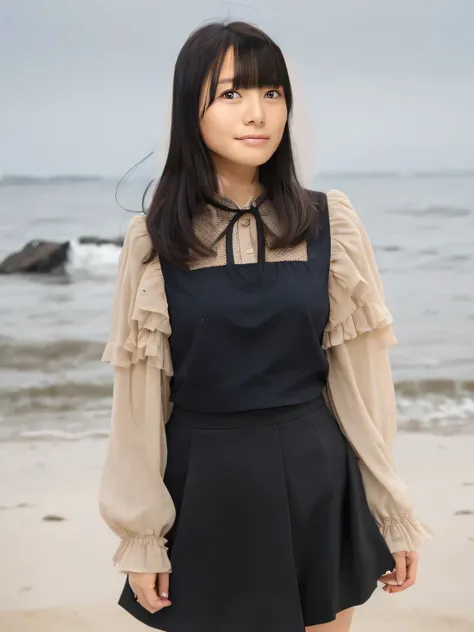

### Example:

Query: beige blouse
xmin=98 ymin=189 xmax=433 ymax=574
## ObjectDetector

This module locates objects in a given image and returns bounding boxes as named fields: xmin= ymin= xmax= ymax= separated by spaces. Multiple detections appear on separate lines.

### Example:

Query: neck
xmin=213 ymin=157 xmax=264 ymax=208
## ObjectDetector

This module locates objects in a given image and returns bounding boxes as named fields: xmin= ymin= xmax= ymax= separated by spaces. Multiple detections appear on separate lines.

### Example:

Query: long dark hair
xmin=145 ymin=20 xmax=319 ymax=268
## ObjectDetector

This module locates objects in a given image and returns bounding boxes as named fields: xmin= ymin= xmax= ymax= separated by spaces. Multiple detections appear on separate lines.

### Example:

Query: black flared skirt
xmin=119 ymin=396 xmax=394 ymax=631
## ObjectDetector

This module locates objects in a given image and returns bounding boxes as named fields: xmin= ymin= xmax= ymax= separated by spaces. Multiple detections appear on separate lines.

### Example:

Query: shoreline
xmin=1 ymin=433 xmax=473 ymax=630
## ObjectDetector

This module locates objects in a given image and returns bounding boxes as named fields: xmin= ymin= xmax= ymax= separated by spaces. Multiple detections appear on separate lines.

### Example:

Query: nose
xmin=243 ymin=93 xmax=265 ymax=126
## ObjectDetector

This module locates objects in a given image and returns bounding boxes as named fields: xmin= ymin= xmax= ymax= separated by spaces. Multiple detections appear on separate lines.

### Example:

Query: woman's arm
xmin=325 ymin=327 xmax=431 ymax=552
xmin=98 ymin=216 xmax=176 ymax=573
xmin=324 ymin=190 xmax=433 ymax=553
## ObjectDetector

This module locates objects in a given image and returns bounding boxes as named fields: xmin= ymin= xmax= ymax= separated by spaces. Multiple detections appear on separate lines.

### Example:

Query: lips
xmin=236 ymin=135 xmax=270 ymax=140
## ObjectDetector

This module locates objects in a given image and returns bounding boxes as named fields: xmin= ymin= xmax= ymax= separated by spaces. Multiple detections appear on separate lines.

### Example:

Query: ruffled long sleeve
xmin=323 ymin=190 xmax=433 ymax=553
xmin=98 ymin=215 xmax=176 ymax=573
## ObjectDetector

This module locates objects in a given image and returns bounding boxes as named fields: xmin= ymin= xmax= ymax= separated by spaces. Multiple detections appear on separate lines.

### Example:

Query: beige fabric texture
xmin=98 ymin=189 xmax=433 ymax=574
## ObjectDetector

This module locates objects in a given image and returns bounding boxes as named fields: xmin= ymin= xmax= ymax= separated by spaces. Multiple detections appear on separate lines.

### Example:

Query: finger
xmin=385 ymin=578 xmax=415 ymax=593
xmin=142 ymin=585 xmax=163 ymax=612
xmin=135 ymin=588 xmax=156 ymax=614
xmin=130 ymin=580 xmax=167 ymax=614
xmin=157 ymin=572 xmax=172 ymax=604
xmin=394 ymin=552 xmax=407 ymax=586
xmin=378 ymin=572 xmax=398 ymax=586
xmin=406 ymin=554 xmax=418 ymax=581
xmin=133 ymin=587 xmax=160 ymax=614
xmin=133 ymin=589 xmax=150 ymax=613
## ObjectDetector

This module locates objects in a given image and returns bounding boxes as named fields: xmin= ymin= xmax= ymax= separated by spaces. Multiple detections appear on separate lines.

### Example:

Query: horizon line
xmin=2 ymin=168 xmax=474 ymax=183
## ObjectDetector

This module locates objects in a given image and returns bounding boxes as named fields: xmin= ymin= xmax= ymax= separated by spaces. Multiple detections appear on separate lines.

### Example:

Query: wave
xmin=17 ymin=429 xmax=110 ymax=442
xmin=2 ymin=381 xmax=112 ymax=404
xmin=0 ymin=381 xmax=112 ymax=418
xmin=0 ymin=377 xmax=473 ymax=441
xmin=395 ymin=379 xmax=474 ymax=396
xmin=2 ymin=352 xmax=471 ymax=401
xmin=0 ymin=337 xmax=105 ymax=371
xmin=395 ymin=379 xmax=474 ymax=435
xmin=67 ymin=239 xmax=120 ymax=276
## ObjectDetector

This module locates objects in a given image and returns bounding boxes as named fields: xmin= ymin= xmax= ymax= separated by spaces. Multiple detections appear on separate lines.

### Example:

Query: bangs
xmin=202 ymin=31 xmax=291 ymax=113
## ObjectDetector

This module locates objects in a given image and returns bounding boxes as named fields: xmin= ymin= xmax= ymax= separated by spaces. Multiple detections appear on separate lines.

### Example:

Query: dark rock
xmin=0 ymin=235 xmax=123 ymax=275
xmin=0 ymin=240 xmax=70 ymax=274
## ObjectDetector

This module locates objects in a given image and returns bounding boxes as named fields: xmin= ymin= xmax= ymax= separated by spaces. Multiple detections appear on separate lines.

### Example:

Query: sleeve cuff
xmin=112 ymin=534 xmax=172 ymax=574
xmin=378 ymin=513 xmax=434 ymax=553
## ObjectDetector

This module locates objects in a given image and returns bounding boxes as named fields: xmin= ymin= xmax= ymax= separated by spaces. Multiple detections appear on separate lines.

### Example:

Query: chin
xmin=231 ymin=152 xmax=274 ymax=168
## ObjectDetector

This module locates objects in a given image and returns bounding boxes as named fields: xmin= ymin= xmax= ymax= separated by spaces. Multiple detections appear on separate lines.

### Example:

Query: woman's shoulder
xmin=102 ymin=213 xmax=171 ymax=369
xmin=304 ymin=188 xmax=362 ymax=233
xmin=121 ymin=214 xmax=153 ymax=263
xmin=325 ymin=189 xmax=373 ymax=277
xmin=322 ymin=189 xmax=394 ymax=349
xmin=326 ymin=189 xmax=364 ymax=230
xmin=123 ymin=213 xmax=150 ymax=242
xmin=325 ymin=189 xmax=377 ymax=263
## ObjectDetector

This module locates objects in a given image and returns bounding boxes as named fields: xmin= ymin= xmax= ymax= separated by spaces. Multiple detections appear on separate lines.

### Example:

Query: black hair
xmin=145 ymin=20 xmax=320 ymax=268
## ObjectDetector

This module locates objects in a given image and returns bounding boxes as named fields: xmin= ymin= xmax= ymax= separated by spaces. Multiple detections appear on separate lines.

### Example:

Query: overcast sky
xmin=1 ymin=0 xmax=473 ymax=176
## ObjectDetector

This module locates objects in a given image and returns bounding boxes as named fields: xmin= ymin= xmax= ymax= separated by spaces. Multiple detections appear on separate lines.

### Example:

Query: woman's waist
xmin=168 ymin=394 xmax=327 ymax=429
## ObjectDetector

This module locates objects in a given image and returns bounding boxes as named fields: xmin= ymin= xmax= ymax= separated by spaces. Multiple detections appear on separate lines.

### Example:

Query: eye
xmin=265 ymin=89 xmax=282 ymax=99
xmin=221 ymin=90 xmax=241 ymax=100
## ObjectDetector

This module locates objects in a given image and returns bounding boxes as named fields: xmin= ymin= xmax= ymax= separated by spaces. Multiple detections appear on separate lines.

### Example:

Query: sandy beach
xmin=1 ymin=433 xmax=473 ymax=632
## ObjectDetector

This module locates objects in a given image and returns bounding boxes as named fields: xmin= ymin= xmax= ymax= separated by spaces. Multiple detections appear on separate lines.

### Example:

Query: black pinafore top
xmin=160 ymin=191 xmax=330 ymax=414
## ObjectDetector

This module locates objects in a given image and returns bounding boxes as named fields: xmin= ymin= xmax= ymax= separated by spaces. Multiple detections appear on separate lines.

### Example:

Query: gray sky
xmin=1 ymin=0 xmax=473 ymax=176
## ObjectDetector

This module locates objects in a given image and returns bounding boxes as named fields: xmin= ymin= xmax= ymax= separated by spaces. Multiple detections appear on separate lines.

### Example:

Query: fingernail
xmin=160 ymin=592 xmax=168 ymax=599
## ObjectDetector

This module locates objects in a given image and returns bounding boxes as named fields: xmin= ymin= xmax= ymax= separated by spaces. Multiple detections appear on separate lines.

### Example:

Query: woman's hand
xmin=129 ymin=571 xmax=172 ymax=613
xmin=378 ymin=550 xmax=419 ymax=594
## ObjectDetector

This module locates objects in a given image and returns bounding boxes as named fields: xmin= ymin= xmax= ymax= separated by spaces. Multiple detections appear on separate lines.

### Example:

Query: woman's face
xmin=199 ymin=48 xmax=288 ymax=169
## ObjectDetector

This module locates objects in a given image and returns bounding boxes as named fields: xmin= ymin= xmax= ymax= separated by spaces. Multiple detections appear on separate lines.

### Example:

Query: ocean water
xmin=0 ymin=175 xmax=473 ymax=442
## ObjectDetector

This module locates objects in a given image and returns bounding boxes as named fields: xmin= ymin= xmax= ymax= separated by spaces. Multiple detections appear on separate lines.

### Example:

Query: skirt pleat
xmin=119 ymin=397 xmax=394 ymax=632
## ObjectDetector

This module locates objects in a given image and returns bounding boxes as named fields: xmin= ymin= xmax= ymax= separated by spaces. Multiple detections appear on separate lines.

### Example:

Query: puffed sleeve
xmin=98 ymin=214 xmax=176 ymax=573
xmin=323 ymin=190 xmax=433 ymax=553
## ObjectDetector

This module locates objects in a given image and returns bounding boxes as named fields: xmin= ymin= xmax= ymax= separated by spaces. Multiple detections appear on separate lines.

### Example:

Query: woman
xmin=98 ymin=20 xmax=432 ymax=632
